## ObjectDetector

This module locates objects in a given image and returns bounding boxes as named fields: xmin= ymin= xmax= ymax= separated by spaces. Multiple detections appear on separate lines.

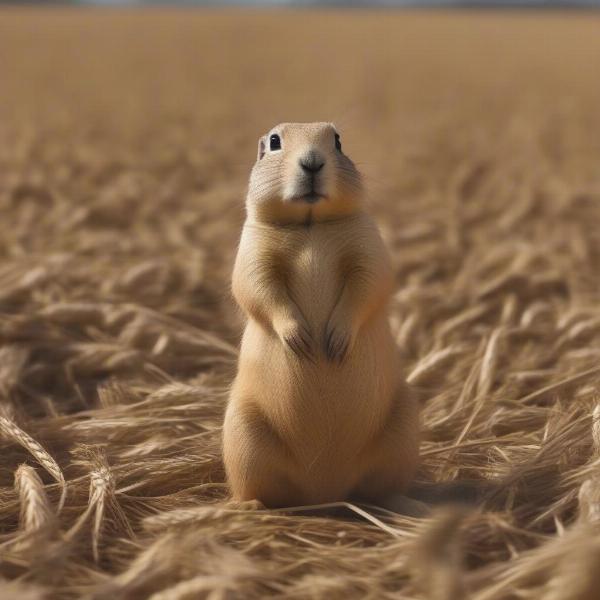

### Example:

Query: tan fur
xmin=223 ymin=122 xmax=419 ymax=507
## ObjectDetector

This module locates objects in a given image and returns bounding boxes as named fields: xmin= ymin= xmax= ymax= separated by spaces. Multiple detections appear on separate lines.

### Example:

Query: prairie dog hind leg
xmin=223 ymin=401 xmax=303 ymax=508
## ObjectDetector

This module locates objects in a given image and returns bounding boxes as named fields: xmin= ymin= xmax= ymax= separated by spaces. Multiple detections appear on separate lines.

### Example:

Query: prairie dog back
xmin=223 ymin=122 xmax=419 ymax=508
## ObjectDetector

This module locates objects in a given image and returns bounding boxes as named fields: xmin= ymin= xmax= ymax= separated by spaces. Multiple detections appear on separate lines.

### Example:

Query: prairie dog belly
xmin=236 ymin=313 xmax=399 ymax=490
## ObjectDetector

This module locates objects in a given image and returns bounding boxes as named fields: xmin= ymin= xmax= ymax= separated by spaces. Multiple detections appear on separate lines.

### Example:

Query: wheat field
xmin=1 ymin=8 xmax=600 ymax=599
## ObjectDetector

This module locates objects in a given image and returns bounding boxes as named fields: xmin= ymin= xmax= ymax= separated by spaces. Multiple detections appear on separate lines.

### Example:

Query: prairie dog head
xmin=246 ymin=122 xmax=363 ymax=225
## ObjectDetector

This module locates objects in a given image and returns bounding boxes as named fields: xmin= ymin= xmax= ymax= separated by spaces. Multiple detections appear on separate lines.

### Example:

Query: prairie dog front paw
xmin=324 ymin=310 xmax=356 ymax=363
xmin=274 ymin=312 xmax=314 ymax=361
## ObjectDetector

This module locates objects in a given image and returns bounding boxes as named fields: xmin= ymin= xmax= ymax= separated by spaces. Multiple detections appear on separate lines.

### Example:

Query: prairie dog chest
xmin=285 ymin=226 xmax=345 ymax=322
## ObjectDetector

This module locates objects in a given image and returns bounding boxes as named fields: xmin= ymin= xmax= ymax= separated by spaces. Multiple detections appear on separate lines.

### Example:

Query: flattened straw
xmin=420 ymin=437 xmax=501 ymax=457
xmin=97 ymin=380 xmax=137 ymax=408
xmin=438 ymin=332 xmax=502 ymax=477
xmin=268 ymin=502 xmax=404 ymax=538
xmin=520 ymin=301 xmax=552 ymax=327
xmin=138 ymin=307 xmax=238 ymax=356
xmin=0 ymin=580 xmax=46 ymax=600
xmin=407 ymin=344 xmax=467 ymax=385
xmin=477 ymin=328 xmax=503 ymax=398
xmin=436 ymin=302 xmax=493 ymax=340
xmin=0 ymin=345 xmax=29 ymax=396
xmin=454 ymin=353 xmax=483 ymax=411
xmin=144 ymin=505 xmax=243 ymax=530
xmin=109 ymin=532 xmax=182 ymax=590
xmin=519 ymin=366 xmax=600 ymax=405
xmin=500 ymin=294 xmax=517 ymax=325
xmin=409 ymin=506 xmax=471 ymax=600
xmin=147 ymin=575 xmax=237 ymax=600
xmin=592 ymin=403 xmax=600 ymax=451
xmin=567 ymin=317 xmax=600 ymax=341
xmin=89 ymin=466 xmax=111 ymax=563
xmin=577 ymin=404 xmax=600 ymax=524
xmin=578 ymin=480 xmax=600 ymax=523
xmin=64 ymin=501 xmax=95 ymax=546
xmin=66 ymin=449 xmax=133 ymax=562
xmin=453 ymin=332 xmax=500 ymax=446
xmin=14 ymin=464 xmax=55 ymax=534
xmin=0 ymin=415 xmax=66 ymax=511
xmin=145 ymin=501 xmax=405 ymax=539
xmin=396 ymin=312 xmax=420 ymax=351
xmin=543 ymin=539 xmax=600 ymax=600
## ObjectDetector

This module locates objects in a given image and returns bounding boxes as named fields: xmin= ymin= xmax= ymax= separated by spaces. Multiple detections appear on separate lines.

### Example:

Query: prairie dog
xmin=223 ymin=122 xmax=419 ymax=508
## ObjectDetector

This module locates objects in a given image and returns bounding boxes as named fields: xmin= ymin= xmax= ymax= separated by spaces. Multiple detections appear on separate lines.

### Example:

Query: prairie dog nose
xmin=299 ymin=151 xmax=325 ymax=174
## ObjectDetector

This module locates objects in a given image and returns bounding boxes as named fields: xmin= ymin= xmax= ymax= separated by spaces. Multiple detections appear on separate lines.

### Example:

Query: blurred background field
xmin=1 ymin=7 xmax=600 ymax=599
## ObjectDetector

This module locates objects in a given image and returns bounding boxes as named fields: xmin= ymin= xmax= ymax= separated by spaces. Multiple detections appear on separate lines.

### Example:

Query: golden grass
xmin=0 ymin=8 xmax=600 ymax=599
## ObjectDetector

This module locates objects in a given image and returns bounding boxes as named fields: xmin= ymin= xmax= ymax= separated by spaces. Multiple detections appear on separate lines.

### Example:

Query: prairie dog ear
xmin=257 ymin=136 xmax=266 ymax=160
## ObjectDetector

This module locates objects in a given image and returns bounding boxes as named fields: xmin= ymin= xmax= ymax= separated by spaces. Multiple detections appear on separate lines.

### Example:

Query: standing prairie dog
xmin=223 ymin=122 xmax=419 ymax=508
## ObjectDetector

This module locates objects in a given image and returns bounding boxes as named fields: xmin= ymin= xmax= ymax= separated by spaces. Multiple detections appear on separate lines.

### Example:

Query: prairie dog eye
xmin=269 ymin=134 xmax=281 ymax=151
xmin=335 ymin=133 xmax=342 ymax=152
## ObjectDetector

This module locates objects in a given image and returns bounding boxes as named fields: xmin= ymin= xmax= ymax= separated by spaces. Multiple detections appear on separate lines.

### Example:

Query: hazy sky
xmin=76 ymin=0 xmax=600 ymax=5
